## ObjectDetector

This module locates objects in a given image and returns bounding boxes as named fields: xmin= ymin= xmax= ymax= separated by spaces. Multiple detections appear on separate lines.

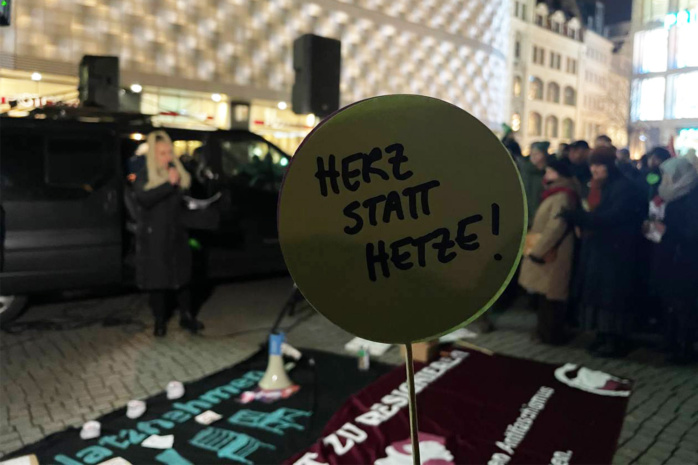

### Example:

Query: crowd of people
xmin=503 ymin=129 xmax=698 ymax=363
xmin=125 ymin=127 xmax=697 ymax=364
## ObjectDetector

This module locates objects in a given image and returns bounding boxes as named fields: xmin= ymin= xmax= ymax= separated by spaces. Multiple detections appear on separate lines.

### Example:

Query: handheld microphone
xmin=167 ymin=161 xmax=176 ymax=169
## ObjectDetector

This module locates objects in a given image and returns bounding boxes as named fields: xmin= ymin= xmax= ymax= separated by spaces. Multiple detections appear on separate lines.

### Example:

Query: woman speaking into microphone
xmin=134 ymin=130 xmax=203 ymax=337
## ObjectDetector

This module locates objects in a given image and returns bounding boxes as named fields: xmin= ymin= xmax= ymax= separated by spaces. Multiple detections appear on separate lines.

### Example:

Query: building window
xmin=675 ymin=23 xmax=698 ymax=69
xmin=562 ymin=118 xmax=575 ymax=139
xmin=669 ymin=72 xmax=698 ymax=119
xmin=642 ymin=0 xmax=669 ymax=24
xmin=533 ymin=46 xmax=545 ymax=64
xmin=521 ymin=4 xmax=527 ymax=21
xmin=533 ymin=47 xmax=545 ymax=65
xmin=515 ymin=39 xmax=521 ymax=59
xmin=547 ymin=82 xmax=560 ymax=103
xmin=564 ymin=86 xmax=577 ymax=105
xmin=552 ymin=21 xmax=561 ymax=33
xmin=513 ymin=76 xmax=523 ymax=97
xmin=512 ymin=113 xmax=521 ymax=132
xmin=631 ymin=77 xmax=666 ymax=121
xmin=529 ymin=77 xmax=544 ymax=100
xmin=515 ymin=1 xmax=520 ymax=17
xmin=529 ymin=112 xmax=542 ymax=136
xmin=545 ymin=116 xmax=559 ymax=138
xmin=679 ymin=0 xmax=698 ymax=10
xmin=634 ymin=29 xmax=668 ymax=73
xmin=566 ymin=58 xmax=577 ymax=74
xmin=536 ymin=14 xmax=544 ymax=26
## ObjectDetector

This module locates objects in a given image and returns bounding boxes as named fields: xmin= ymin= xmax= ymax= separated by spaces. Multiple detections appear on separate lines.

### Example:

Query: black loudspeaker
xmin=78 ymin=55 xmax=120 ymax=111
xmin=292 ymin=34 xmax=341 ymax=117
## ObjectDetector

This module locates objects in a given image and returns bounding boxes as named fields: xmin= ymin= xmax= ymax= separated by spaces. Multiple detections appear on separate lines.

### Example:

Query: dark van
xmin=0 ymin=116 xmax=290 ymax=323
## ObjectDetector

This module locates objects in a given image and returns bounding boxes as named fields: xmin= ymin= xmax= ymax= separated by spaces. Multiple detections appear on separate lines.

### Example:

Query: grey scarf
xmin=658 ymin=157 xmax=698 ymax=203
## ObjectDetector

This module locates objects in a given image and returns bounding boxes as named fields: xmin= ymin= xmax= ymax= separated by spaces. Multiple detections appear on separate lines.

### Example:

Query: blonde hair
xmin=144 ymin=130 xmax=191 ymax=191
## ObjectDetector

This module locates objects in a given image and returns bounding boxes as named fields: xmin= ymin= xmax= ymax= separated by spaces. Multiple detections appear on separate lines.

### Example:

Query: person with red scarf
xmin=519 ymin=160 xmax=581 ymax=344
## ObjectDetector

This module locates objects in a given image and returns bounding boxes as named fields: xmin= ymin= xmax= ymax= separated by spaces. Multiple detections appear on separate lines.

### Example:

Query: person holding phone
xmin=133 ymin=130 xmax=203 ymax=337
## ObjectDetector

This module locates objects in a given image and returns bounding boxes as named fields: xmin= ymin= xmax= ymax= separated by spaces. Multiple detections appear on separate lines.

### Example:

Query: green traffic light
xmin=1 ymin=1 xmax=7 ymax=7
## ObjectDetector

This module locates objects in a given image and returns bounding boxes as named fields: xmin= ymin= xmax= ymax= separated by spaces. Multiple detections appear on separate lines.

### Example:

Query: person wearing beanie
xmin=565 ymin=140 xmax=592 ymax=198
xmin=517 ymin=142 xmax=549 ymax=227
xmin=560 ymin=147 xmax=647 ymax=357
xmin=519 ymin=160 xmax=581 ymax=345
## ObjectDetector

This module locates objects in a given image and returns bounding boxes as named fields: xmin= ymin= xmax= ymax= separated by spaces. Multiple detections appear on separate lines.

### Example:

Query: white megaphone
xmin=259 ymin=332 xmax=293 ymax=390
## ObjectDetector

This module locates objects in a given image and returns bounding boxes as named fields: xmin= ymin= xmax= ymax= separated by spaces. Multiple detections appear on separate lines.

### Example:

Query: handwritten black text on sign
xmin=315 ymin=143 xmax=501 ymax=282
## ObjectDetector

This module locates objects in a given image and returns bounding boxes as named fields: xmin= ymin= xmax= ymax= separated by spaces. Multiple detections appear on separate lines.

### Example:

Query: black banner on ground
xmin=9 ymin=349 xmax=392 ymax=465
xmin=289 ymin=348 xmax=632 ymax=465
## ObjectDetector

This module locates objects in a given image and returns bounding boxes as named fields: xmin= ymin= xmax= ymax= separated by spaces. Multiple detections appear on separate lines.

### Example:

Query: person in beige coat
xmin=519 ymin=160 xmax=580 ymax=344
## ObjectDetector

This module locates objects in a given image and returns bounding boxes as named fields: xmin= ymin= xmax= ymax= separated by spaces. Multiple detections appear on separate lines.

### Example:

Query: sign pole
xmin=404 ymin=344 xmax=421 ymax=465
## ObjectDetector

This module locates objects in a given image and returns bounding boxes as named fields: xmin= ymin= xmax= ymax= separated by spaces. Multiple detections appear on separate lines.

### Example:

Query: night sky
xmin=605 ymin=0 xmax=633 ymax=24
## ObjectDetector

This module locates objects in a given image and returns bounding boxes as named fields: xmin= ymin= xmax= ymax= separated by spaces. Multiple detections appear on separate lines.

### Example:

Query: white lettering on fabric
xmin=489 ymin=386 xmax=555 ymax=463
xmin=326 ymin=352 xmax=468 ymax=456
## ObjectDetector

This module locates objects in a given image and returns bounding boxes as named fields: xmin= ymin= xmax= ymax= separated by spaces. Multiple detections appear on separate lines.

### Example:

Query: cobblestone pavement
xmin=1 ymin=276 xmax=697 ymax=464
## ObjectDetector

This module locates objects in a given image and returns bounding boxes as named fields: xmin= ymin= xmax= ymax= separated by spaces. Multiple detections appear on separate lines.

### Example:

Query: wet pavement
xmin=1 ymin=276 xmax=697 ymax=464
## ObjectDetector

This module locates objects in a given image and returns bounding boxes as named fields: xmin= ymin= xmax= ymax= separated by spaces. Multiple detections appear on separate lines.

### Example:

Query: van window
xmin=220 ymin=138 xmax=286 ymax=191
xmin=0 ymin=133 xmax=46 ymax=200
xmin=45 ymin=137 xmax=107 ymax=188
xmin=1 ymin=131 xmax=112 ymax=201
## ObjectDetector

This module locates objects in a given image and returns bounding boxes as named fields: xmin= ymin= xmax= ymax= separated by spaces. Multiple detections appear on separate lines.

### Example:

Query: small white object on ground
xmin=126 ymin=400 xmax=146 ymax=419
xmin=166 ymin=381 xmax=185 ymax=400
xmin=0 ymin=454 xmax=40 ymax=465
xmin=281 ymin=342 xmax=302 ymax=360
xmin=439 ymin=328 xmax=478 ymax=343
xmin=195 ymin=410 xmax=223 ymax=425
xmin=141 ymin=434 xmax=175 ymax=449
xmin=80 ymin=421 xmax=101 ymax=440
xmin=96 ymin=457 xmax=133 ymax=465
xmin=344 ymin=337 xmax=392 ymax=357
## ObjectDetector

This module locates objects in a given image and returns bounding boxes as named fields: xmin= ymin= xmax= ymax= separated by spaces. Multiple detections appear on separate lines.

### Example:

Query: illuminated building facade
xmin=630 ymin=0 xmax=698 ymax=156
xmin=507 ymin=0 xmax=629 ymax=154
xmin=0 ymin=0 xmax=510 ymax=153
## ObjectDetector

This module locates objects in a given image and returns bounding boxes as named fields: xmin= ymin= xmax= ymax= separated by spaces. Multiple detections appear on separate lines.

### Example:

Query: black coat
xmin=569 ymin=173 xmax=646 ymax=322
xmin=133 ymin=170 xmax=192 ymax=290
xmin=652 ymin=185 xmax=698 ymax=302
xmin=562 ymin=158 xmax=591 ymax=199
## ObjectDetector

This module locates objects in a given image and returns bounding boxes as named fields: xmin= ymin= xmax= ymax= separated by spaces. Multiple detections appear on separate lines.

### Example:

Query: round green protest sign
xmin=278 ymin=95 xmax=526 ymax=344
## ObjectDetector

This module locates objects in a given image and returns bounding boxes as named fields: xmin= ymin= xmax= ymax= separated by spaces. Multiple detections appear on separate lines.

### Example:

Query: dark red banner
xmin=288 ymin=348 xmax=632 ymax=465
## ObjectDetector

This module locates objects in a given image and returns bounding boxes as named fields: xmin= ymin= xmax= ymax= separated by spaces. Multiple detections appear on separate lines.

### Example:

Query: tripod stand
xmin=270 ymin=283 xmax=305 ymax=334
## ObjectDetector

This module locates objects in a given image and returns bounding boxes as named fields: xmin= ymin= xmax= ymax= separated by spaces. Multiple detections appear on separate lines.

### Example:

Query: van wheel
xmin=0 ymin=295 xmax=27 ymax=327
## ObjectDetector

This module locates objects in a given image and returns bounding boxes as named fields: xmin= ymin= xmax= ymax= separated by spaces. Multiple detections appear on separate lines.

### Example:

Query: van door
xmin=0 ymin=120 xmax=122 ymax=295
xmin=204 ymin=132 xmax=288 ymax=277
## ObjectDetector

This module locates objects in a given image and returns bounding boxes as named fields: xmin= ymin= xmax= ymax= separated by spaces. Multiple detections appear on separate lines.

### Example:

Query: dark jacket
xmin=517 ymin=158 xmax=545 ymax=228
xmin=652 ymin=185 xmax=698 ymax=301
xmin=133 ymin=170 xmax=192 ymax=290
xmin=637 ymin=168 xmax=662 ymax=201
xmin=568 ymin=173 xmax=646 ymax=316
xmin=618 ymin=160 xmax=640 ymax=182
xmin=562 ymin=158 xmax=591 ymax=199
